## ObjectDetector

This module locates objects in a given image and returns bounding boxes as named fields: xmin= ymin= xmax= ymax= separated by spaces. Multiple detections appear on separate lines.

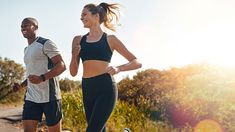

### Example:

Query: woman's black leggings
xmin=82 ymin=73 xmax=118 ymax=132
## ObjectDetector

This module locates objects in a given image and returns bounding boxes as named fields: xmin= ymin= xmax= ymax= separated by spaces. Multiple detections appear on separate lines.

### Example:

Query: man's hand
xmin=13 ymin=83 xmax=21 ymax=92
xmin=13 ymin=79 xmax=27 ymax=92
xmin=28 ymin=75 xmax=43 ymax=84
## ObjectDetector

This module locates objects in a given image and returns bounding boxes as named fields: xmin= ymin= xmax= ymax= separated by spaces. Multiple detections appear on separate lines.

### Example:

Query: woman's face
xmin=80 ymin=8 xmax=99 ymax=28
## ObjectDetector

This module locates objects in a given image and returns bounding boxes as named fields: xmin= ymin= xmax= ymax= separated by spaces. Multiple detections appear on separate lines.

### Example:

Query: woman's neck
xmin=89 ymin=26 xmax=103 ymax=37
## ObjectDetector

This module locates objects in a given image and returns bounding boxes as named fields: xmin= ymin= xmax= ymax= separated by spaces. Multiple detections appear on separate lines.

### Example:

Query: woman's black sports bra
xmin=79 ymin=33 xmax=113 ymax=62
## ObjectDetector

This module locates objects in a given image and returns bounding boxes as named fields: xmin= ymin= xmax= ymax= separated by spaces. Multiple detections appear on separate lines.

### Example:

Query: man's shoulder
xmin=36 ymin=37 xmax=50 ymax=45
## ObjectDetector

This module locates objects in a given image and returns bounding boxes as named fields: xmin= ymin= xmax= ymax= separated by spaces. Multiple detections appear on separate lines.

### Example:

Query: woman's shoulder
xmin=72 ymin=35 xmax=83 ymax=47
xmin=106 ymin=34 xmax=119 ymax=41
xmin=73 ymin=34 xmax=87 ymax=43
xmin=73 ymin=35 xmax=82 ymax=41
xmin=73 ymin=33 xmax=89 ymax=42
xmin=107 ymin=34 xmax=121 ymax=44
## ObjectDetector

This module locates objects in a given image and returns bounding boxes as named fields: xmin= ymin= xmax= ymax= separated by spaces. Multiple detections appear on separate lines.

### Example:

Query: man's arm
xmin=13 ymin=79 xmax=27 ymax=92
xmin=43 ymin=54 xmax=66 ymax=80
xmin=20 ymin=79 xmax=27 ymax=87
xmin=28 ymin=54 xmax=66 ymax=84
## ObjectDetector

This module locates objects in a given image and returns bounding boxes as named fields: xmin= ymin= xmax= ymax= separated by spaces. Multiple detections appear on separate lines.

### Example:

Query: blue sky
xmin=1 ymin=0 xmax=235 ymax=81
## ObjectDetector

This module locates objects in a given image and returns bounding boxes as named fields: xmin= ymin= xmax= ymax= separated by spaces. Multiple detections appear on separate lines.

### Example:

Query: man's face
xmin=21 ymin=20 xmax=37 ymax=38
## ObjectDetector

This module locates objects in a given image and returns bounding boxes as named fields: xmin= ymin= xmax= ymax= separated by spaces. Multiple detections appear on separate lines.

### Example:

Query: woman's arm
xmin=70 ymin=36 xmax=81 ymax=76
xmin=106 ymin=35 xmax=142 ymax=75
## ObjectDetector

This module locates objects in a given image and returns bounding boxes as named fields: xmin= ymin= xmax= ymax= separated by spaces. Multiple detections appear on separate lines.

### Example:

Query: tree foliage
xmin=59 ymin=78 xmax=81 ymax=92
xmin=117 ymin=68 xmax=186 ymax=120
xmin=0 ymin=57 xmax=25 ymax=100
xmin=118 ymin=64 xmax=235 ymax=131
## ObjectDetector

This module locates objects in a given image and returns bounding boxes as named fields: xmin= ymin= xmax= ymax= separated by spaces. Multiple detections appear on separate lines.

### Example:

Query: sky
xmin=1 ymin=0 xmax=235 ymax=81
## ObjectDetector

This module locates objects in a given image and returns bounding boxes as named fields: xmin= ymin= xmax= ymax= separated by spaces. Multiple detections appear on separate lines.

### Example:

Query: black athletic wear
xmin=82 ymin=73 xmax=117 ymax=132
xmin=79 ymin=33 xmax=112 ymax=62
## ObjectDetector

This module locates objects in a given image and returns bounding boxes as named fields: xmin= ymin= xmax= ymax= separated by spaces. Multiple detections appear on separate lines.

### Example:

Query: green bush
xmin=0 ymin=57 xmax=25 ymax=103
xmin=59 ymin=78 xmax=81 ymax=92
xmin=61 ymin=90 xmax=160 ymax=132
xmin=62 ymin=90 xmax=86 ymax=131
xmin=118 ymin=64 xmax=235 ymax=131
xmin=108 ymin=101 xmax=159 ymax=132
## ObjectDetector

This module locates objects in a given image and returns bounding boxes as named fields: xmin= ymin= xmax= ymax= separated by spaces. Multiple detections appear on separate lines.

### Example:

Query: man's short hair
xmin=22 ymin=17 xmax=38 ymax=27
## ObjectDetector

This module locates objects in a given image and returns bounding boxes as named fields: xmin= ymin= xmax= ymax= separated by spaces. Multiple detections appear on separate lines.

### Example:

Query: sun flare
xmin=194 ymin=119 xmax=223 ymax=132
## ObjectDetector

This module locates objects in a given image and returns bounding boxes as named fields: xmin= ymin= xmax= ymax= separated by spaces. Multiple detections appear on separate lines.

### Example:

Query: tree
xmin=59 ymin=78 xmax=81 ymax=92
xmin=0 ymin=57 xmax=25 ymax=100
xmin=118 ymin=68 xmax=187 ymax=121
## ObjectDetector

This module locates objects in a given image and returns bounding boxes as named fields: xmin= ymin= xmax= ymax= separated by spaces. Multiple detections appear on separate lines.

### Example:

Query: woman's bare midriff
xmin=82 ymin=60 xmax=110 ymax=78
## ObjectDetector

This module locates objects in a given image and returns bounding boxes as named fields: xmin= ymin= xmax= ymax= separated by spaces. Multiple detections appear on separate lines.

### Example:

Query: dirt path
xmin=0 ymin=104 xmax=71 ymax=132
xmin=0 ymin=105 xmax=23 ymax=132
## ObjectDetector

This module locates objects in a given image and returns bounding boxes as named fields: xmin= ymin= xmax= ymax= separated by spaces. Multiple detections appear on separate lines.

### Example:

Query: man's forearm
xmin=20 ymin=79 xmax=27 ymax=87
xmin=44 ymin=61 xmax=66 ymax=81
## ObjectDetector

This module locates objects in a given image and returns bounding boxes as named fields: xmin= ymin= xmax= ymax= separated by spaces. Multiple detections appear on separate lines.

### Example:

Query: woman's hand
xmin=72 ymin=44 xmax=81 ymax=57
xmin=105 ymin=66 xmax=120 ymax=75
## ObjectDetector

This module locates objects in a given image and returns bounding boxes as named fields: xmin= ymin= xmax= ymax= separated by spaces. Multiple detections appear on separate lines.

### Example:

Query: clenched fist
xmin=12 ymin=83 xmax=21 ymax=92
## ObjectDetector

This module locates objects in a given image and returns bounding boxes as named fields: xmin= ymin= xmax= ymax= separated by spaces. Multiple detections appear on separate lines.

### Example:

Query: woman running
xmin=69 ymin=2 xmax=142 ymax=132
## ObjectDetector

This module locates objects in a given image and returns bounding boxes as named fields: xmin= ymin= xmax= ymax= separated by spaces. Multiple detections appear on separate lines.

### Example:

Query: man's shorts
xmin=22 ymin=100 xmax=62 ymax=126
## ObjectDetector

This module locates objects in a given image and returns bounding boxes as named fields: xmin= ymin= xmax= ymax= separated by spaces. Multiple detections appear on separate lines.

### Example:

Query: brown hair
xmin=84 ymin=2 xmax=120 ymax=31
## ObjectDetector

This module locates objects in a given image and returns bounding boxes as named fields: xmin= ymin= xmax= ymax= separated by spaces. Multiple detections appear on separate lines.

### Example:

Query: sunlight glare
xmin=194 ymin=119 xmax=223 ymax=132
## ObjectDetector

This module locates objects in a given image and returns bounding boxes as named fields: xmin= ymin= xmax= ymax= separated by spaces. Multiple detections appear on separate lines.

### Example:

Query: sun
xmin=194 ymin=119 xmax=223 ymax=132
xmin=207 ymin=44 xmax=235 ymax=68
